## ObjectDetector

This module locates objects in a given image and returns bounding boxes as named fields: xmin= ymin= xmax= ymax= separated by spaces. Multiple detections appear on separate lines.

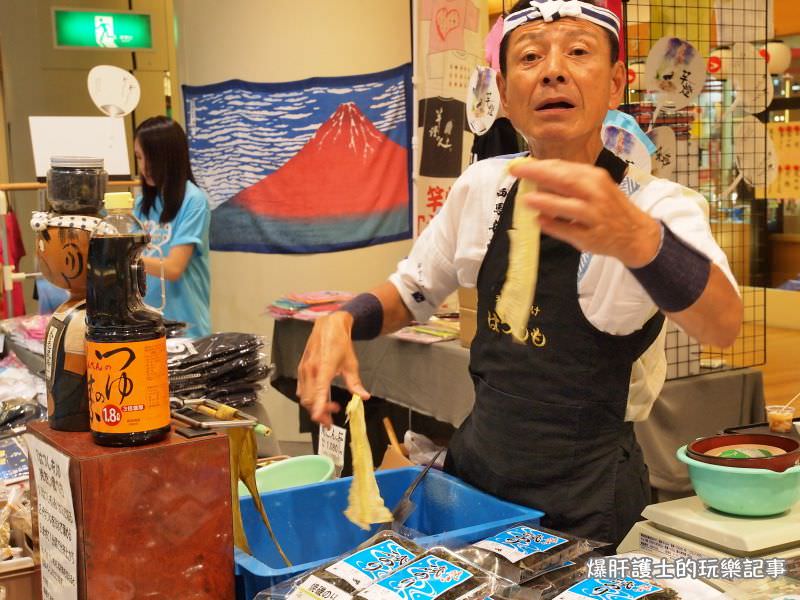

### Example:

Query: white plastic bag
xmin=403 ymin=431 xmax=446 ymax=469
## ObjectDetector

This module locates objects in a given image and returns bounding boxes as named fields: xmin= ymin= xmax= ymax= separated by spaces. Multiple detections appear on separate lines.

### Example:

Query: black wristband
xmin=628 ymin=222 xmax=712 ymax=313
xmin=340 ymin=293 xmax=384 ymax=340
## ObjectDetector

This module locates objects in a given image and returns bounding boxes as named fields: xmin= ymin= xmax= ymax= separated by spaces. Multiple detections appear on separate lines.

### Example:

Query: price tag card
xmin=319 ymin=423 xmax=347 ymax=477
xmin=24 ymin=434 xmax=78 ymax=600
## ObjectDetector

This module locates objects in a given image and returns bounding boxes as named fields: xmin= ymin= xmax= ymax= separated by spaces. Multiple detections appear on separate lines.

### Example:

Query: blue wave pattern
xmin=564 ymin=578 xmax=662 ymax=599
xmin=370 ymin=556 xmax=473 ymax=600
xmin=182 ymin=65 xmax=412 ymax=210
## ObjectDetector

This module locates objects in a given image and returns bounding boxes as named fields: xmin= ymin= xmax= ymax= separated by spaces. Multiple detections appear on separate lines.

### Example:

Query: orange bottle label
xmin=86 ymin=337 xmax=170 ymax=434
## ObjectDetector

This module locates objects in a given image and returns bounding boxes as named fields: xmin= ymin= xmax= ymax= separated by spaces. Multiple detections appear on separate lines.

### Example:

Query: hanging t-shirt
xmin=471 ymin=117 xmax=522 ymax=162
xmin=0 ymin=212 xmax=26 ymax=318
xmin=426 ymin=50 xmax=482 ymax=98
xmin=418 ymin=97 xmax=470 ymax=178
xmin=421 ymin=0 xmax=480 ymax=54
xmin=135 ymin=181 xmax=211 ymax=338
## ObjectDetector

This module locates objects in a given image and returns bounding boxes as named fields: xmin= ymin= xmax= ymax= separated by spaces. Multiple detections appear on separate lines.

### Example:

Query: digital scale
xmin=618 ymin=496 xmax=800 ymax=599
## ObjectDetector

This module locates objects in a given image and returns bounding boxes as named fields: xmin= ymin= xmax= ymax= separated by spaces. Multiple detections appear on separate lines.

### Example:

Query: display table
xmin=26 ymin=421 xmax=234 ymax=599
xmin=272 ymin=319 xmax=765 ymax=495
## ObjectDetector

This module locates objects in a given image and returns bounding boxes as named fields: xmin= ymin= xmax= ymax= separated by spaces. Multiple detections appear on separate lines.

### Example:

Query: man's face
xmin=498 ymin=18 xmax=625 ymax=148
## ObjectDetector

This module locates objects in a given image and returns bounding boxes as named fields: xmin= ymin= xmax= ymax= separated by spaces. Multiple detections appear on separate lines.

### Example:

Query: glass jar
xmin=46 ymin=156 xmax=107 ymax=215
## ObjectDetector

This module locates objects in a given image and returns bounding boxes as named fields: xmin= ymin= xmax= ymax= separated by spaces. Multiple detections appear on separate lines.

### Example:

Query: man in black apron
xmin=296 ymin=0 xmax=743 ymax=547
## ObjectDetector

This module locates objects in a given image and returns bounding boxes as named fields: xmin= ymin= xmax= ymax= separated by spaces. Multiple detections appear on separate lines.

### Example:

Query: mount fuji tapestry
xmin=183 ymin=64 xmax=413 ymax=254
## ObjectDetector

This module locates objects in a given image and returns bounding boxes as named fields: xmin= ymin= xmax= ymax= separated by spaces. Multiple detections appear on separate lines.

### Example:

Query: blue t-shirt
xmin=135 ymin=181 xmax=211 ymax=338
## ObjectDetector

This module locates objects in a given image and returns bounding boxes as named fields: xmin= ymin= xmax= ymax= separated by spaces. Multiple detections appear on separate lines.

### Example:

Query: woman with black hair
xmin=134 ymin=116 xmax=210 ymax=338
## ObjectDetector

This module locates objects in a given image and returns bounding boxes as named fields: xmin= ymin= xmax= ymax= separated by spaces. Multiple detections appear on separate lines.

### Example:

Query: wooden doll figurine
xmin=32 ymin=212 xmax=99 ymax=431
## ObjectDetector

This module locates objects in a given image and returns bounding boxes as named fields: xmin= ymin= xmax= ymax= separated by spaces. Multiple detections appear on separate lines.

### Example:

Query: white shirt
xmin=389 ymin=156 xmax=737 ymax=420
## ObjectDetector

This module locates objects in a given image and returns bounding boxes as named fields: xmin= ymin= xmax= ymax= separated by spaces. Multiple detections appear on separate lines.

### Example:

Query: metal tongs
xmin=170 ymin=397 xmax=270 ymax=436
xmin=381 ymin=448 xmax=444 ymax=531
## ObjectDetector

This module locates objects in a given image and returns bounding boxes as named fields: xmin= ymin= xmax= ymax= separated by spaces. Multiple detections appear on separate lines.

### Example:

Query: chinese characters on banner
xmin=415 ymin=0 xmax=488 ymax=234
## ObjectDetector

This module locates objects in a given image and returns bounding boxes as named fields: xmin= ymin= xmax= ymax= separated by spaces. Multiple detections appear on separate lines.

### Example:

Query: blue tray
xmin=235 ymin=466 xmax=544 ymax=600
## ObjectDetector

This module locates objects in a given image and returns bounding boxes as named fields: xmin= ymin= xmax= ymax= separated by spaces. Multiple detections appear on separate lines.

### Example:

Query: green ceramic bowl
xmin=677 ymin=446 xmax=800 ymax=516
xmin=238 ymin=455 xmax=335 ymax=498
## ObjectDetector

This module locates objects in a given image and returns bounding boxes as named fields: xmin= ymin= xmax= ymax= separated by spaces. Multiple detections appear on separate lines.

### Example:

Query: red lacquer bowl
xmin=686 ymin=433 xmax=800 ymax=473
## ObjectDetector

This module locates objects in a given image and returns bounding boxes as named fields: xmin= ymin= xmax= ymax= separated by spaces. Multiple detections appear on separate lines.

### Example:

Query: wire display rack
xmin=623 ymin=0 xmax=770 ymax=379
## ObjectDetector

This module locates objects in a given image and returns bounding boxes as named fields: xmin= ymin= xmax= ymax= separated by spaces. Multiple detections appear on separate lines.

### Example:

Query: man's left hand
xmin=510 ymin=159 xmax=661 ymax=268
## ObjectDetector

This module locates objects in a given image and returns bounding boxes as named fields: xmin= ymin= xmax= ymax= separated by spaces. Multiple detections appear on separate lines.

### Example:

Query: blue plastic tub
xmin=235 ymin=466 xmax=544 ymax=600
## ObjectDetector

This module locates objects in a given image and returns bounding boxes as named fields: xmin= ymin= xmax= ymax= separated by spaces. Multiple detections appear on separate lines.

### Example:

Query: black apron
xmin=444 ymin=149 xmax=664 ymax=546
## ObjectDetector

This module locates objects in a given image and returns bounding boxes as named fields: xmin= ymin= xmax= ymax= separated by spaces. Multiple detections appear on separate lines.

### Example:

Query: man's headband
xmin=31 ymin=212 xmax=102 ymax=233
xmin=502 ymin=0 xmax=621 ymax=42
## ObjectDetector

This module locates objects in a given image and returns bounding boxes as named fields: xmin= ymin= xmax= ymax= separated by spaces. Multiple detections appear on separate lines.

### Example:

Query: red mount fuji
xmin=232 ymin=102 xmax=408 ymax=219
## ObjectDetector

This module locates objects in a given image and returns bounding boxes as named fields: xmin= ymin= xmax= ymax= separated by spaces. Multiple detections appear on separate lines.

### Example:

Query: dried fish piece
xmin=345 ymin=394 xmax=392 ymax=530
xmin=496 ymin=157 xmax=540 ymax=343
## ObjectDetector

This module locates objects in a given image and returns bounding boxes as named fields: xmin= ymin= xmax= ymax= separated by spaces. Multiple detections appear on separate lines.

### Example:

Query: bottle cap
xmin=50 ymin=156 xmax=104 ymax=169
xmin=104 ymin=192 xmax=134 ymax=210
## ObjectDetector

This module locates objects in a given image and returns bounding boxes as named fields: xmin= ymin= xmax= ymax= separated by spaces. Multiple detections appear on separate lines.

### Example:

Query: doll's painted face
xmin=37 ymin=226 xmax=91 ymax=296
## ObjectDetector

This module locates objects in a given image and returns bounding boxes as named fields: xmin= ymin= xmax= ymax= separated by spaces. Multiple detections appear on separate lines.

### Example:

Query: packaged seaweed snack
xmin=355 ymin=547 xmax=495 ymax=600
xmin=457 ymin=523 xmax=604 ymax=583
xmin=549 ymin=574 xmax=726 ymax=600
xmin=550 ymin=577 xmax=667 ymax=599
xmin=486 ymin=581 xmax=547 ymax=600
xmin=584 ymin=553 xmax=729 ymax=600
xmin=529 ymin=554 xmax=600 ymax=600
xmin=482 ymin=555 xmax=599 ymax=600
xmin=272 ymin=531 xmax=425 ymax=600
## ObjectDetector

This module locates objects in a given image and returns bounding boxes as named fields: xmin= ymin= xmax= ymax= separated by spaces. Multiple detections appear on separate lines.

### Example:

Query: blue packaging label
xmin=473 ymin=526 xmax=568 ymax=563
xmin=555 ymin=578 xmax=662 ymax=600
xmin=359 ymin=555 xmax=474 ymax=600
xmin=326 ymin=540 xmax=418 ymax=589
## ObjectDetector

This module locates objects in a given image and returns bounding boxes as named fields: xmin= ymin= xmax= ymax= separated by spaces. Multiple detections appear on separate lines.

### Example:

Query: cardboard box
xmin=378 ymin=445 xmax=414 ymax=470
xmin=458 ymin=287 xmax=477 ymax=310
xmin=459 ymin=308 xmax=477 ymax=348
xmin=458 ymin=287 xmax=478 ymax=348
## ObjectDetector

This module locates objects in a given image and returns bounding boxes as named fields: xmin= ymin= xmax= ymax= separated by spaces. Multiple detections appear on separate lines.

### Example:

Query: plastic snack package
xmin=486 ymin=581 xmax=547 ymax=600
xmin=527 ymin=554 xmax=602 ymax=599
xmin=590 ymin=552 xmax=734 ymax=599
xmin=457 ymin=522 xmax=606 ymax=584
xmin=549 ymin=575 xmax=727 ymax=599
xmin=354 ymin=547 xmax=497 ymax=600
xmin=254 ymin=531 xmax=425 ymax=600
xmin=550 ymin=577 xmax=667 ymax=600
xmin=484 ymin=555 xmax=601 ymax=600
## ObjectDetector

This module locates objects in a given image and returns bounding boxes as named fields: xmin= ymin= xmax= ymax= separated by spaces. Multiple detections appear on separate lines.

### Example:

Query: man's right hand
xmin=296 ymin=311 xmax=370 ymax=427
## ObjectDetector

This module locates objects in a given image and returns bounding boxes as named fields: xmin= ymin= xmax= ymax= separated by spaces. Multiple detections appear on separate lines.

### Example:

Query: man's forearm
xmin=372 ymin=281 xmax=414 ymax=334
xmin=626 ymin=221 xmax=743 ymax=347
xmin=338 ymin=281 xmax=414 ymax=340
xmin=665 ymin=264 xmax=743 ymax=348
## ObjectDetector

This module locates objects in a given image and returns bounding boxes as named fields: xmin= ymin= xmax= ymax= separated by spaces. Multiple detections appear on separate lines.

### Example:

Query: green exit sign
xmin=53 ymin=9 xmax=153 ymax=50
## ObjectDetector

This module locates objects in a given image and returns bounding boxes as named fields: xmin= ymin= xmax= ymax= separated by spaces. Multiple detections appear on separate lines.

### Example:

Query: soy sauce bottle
xmin=85 ymin=192 xmax=170 ymax=446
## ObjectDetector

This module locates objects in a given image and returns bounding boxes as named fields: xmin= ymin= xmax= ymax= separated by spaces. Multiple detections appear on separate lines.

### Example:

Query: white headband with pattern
xmin=30 ymin=212 xmax=102 ymax=233
xmin=502 ymin=0 xmax=621 ymax=41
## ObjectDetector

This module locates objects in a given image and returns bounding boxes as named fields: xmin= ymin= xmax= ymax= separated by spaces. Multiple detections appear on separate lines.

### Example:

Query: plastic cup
xmin=765 ymin=405 xmax=795 ymax=433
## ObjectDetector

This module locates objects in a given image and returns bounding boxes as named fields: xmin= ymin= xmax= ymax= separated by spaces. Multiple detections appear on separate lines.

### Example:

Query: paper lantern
xmin=760 ymin=41 xmax=792 ymax=75
xmin=627 ymin=62 xmax=645 ymax=91
xmin=707 ymin=47 xmax=732 ymax=78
